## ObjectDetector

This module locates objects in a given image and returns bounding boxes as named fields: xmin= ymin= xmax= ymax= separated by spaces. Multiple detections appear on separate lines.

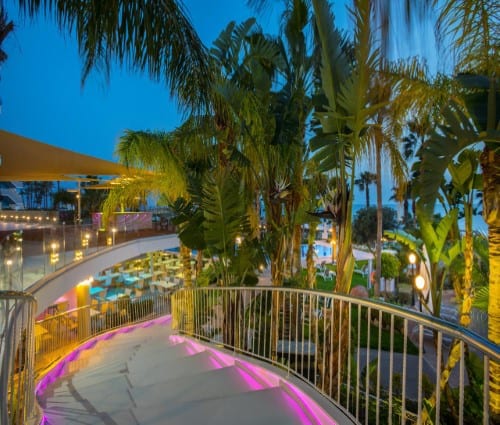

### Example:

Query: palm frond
xmin=437 ymin=0 xmax=499 ymax=75
xmin=170 ymin=198 xmax=206 ymax=250
xmin=416 ymin=100 xmax=485 ymax=211
xmin=18 ymin=0 xmax=212 ymax=112
xmin=202 ymin=170 xmax=250 ymax=257
xmin=472 ymin=285 xmax=489 ymax=311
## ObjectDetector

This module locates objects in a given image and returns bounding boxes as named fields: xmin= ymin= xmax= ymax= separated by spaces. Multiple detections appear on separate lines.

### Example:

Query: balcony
xmin=0 ymin=231 xmax=498 ymax=424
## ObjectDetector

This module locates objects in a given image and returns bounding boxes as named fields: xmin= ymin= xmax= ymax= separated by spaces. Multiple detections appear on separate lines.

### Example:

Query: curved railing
xmin=0 ymin=291 xmax=38 ymax=425
xmin=0 ymin=224 xmax=174 ymax=292
xmin=1 ymin=291 xmax=171 ymax=425
xmin=172 ymin=287 xmax=500 ymax=425
xmin=33 ymin=293 xmax=172 ymax=378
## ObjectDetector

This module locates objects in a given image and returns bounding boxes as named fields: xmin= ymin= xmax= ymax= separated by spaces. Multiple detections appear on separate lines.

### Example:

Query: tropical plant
xmin=309 ymin=0 xmax=379 ymax=295
xmin=355 ymin=170 xmax=376 ymax=208
xmin=445 ymin=149 xmax=483 ymax=326
xmin=380 ymin=252 xmax=400 ymax=279
xmin=380 ymin=1 xmax=500 ymax=415
xmin=0 ymin=3 xmax=14 ymax=68
xmin=201 ymin=169 xmax=260 ymax=287
xmin=17 ymin=0 xmax=212 ymax=112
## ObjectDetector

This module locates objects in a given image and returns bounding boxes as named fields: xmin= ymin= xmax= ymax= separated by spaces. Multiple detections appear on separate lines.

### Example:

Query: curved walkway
xmin=36 ymin=317 xmax=344 ymax=425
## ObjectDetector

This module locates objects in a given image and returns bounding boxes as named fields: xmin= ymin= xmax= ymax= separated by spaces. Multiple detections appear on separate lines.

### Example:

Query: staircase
xmin=37 ymin=318 xmax=341 ymax=425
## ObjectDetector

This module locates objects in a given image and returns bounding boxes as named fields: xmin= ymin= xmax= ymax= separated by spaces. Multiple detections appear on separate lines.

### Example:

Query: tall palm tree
xmin=310 ymin=0 xmax=379 ymax=295
xmin=395 ymin=1 xmax=499 ymax=416
xmin=354 ymin=170 xmax=376 ymax=208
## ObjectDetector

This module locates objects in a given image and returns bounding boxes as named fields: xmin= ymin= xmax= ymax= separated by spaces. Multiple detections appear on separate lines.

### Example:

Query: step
xmin=132 ymin=387 xmax=306 ymax=425
xmin=127 ymin=350 xmax=225 ymax=387
xmin=130 ymin=365 xmax=265 ymax=407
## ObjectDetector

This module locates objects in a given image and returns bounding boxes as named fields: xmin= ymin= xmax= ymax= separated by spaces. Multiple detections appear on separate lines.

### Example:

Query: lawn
xmin=307 ymin=263 xmax=418 ymax=354
xmin=315 ymin=262 xmax=369 ymax=291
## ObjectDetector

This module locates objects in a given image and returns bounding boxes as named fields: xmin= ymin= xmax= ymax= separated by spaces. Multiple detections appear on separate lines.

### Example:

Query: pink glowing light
xmin=36 ymin=315 xmax=172 ymax=399
xmin=36 ymin=316 xmax=338 ymax=425
xmin=235 ymin=366 xmax=265 ymax=391
xmin=282 ymin=390 xmax=316 ymax=425
xmin=281 ymin=381 xmax=338 ymax=425
xmin=170 ymin=334 xmax=338 ymax=425
xmin=206 ymin=353 xmax=225 ymax=370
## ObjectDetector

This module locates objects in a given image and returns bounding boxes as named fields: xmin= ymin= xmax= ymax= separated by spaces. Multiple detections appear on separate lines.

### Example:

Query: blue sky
xmin=0 ymin=1 xmax=352 ymax=160
xmin=0 ymin=1 xmax=422 ymax=208
xmin=1 ymin=1 xmax=285 ymax=161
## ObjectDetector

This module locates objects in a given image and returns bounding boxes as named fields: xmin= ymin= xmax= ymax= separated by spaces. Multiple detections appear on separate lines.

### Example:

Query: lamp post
xmin=50 ymin=241 xmax=60 ymax=271
xmin=5 ymin=259 xmax=12 ymax=290
xmin=76 ymin=192 xmax=81 ymax=225
xmin=112 ymin=227 xmax=117 ymax=245
xmin=415 ymin=274 xmax=426 ymax=312
xmin=82 ymin=232 xmax=90 ymax=255
xmin=408 ymin=253 xmax=417 ymax=306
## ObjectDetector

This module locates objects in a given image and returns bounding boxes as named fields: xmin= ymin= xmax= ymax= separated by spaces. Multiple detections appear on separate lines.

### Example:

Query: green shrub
xmin=381 ymin=252 xmax=401 ymax=279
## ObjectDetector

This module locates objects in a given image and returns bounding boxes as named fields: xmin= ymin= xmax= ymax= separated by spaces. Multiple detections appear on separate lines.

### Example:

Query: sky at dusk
xmin=1 ymin=1 xmax=348 ymax=160
xmin=0 ymin=1 xmax=287 ymax=161
xmin=0 ymin=0 xmax=438 ymax=209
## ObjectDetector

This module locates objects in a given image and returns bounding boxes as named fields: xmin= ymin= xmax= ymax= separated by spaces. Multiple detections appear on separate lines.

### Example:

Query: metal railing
xmin=1 ymin=291 xmax=171 ymax=425
xmin=0 ymin=291 xmax=38 ymax=425
xmin=172 ymin=287 xmax=500 ymax=425
xmin=0 ymin=223 xmax=174 ymax=291
xmin=34 ymin=293 xmax=171 ymax=378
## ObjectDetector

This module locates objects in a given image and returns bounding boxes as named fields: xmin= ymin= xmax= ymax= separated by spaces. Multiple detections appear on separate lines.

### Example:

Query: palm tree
xmin=309 ymin=0 xmax=379 ymax=295
xmin=17 ymin=0 xmax=212 ymax=112
xmin=354 ymin=171 xmax=376 ymax=208
xmin=367 ymin=0 xmax=499 ymax=417
xmin=396 ymin=2 xmax=499 ymax=416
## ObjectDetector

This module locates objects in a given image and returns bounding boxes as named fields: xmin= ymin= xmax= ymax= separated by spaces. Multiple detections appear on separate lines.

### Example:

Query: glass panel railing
xmin=1 ymin=222 xmax=174 ymax=291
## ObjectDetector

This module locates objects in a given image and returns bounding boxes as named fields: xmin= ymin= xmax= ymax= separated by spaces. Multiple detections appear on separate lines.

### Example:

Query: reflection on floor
xmin=37 ymin=317 xmax=338 ymax=425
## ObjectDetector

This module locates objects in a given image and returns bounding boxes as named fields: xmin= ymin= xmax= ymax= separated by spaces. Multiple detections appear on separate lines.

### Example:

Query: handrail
xmin=1 ymin=290 xmax=171 ymax=424
xmin=1 ymin=223 xmax=176 ymax=292
xmin=172 ymin=286 xmax=499 ymax=425
xmin=0 ymin=291 xmax=38 ymax=425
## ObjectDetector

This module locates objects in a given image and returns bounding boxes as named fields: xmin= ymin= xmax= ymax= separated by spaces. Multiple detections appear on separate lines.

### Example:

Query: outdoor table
xmin=150 ymin=280 xmax=178 ymax=294
xmin=93 ymin=275 xmax=108 ymax=282
xmin=90 ymin=286 xmax=105 ymax=297
xmin=124 ymin=276 xmax=139 ymax=285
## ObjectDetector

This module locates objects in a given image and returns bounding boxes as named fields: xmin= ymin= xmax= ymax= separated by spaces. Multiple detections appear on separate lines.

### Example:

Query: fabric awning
xmin=0 ymin=130 xmax=132 ymax=181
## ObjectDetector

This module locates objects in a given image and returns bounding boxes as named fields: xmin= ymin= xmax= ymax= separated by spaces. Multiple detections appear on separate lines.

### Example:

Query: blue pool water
xmin=300 ymin=244 xmax=331 ymax=258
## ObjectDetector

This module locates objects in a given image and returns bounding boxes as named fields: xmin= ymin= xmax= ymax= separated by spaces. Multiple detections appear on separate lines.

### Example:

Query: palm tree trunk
xmin=196 ymin=249 xmax=203 ymax=277
xmin=481 ymin=147 xmax=500 ymax=417
xmin=375 ymin=133 xmax=383 ymax=297
xmin=180 ymin=243 xmax=193 ymax=333
xmin=180 ymin=243 xmax=192 ymax=288
xmin=307 ymin=222 xmax=318 ymax=289
xmin=292 ymin=223 xmax=302 ymax=275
